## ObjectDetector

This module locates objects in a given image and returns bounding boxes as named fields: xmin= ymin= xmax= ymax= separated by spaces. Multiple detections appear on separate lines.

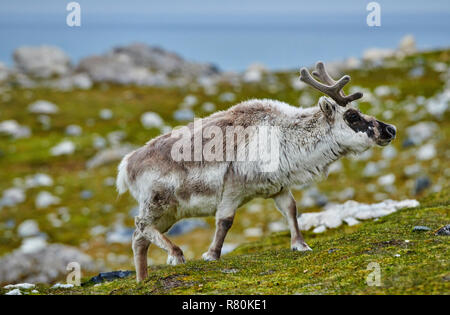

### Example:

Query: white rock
xmin=416 ymin=143 xmax=436 ymax=161
xmin=219 ymin=92 xmax=235 ymax=102
xmin=398 ymin=34 xmax=416 ymax=55
xmin=244 ymin=227 xmax=263 ymax=238
xmin=425 ymin=89 xmax=449 ymax=118
xmin=65 ymin=124 xmax=82 ymax=136
xmin=4 ymin=283 xmax=35 ymax=290
xmin=181 ymin=95 xmax=198 ymax=108
xmin=243 ymin=63 xmax=266 ymax=82
xmin=374 ymin=86 xmax=392 ymax=97
xmin=50 ymin=73 xmax=93 ymax=91
xmin=298 ymin=199 xmax=419 ymax=232
xmin=0 ymin=62 xmax=9 ymax=81
xmin=406 ymin=122 xmax=438 ymax=145
xmin=51 ymin=283 xmax=74 ymax=289
xmin=14 ymin=45 xmax=71 ymax=78
xmin=338 ymin=187 xmax=355 ymax=201
xmin=362 ymin=48 xmax=395 ymax=63
xmin=343 ymin=217 xmax=360 ymax=226
xmin=378 ymin=174 xmax=396 ymax=186
xmin=99 ymin=109 xmax=113 ymax=120
xmin=221 ymin=243 xmax=238 ymax=255
xmin=17 ymin=220 xmax=40 ymax=237
xmin=202 ymin=102 xmax=216 ymax=113
xmin=0 ymin=187 xmax=26 ymax=207
xmin=363 ymin=162 xmax=381 ymax=177
xmin=25 ymin=173 xmax=53 ymax=188
xmin=50 ymin=140 xmax=75 ymax=156
xmin=5 ymin=288 xmax=22 ymax=295
xmin=86 ymin=145 xmax=134 ymax=169
xmin=140 ymin=112 xmax=164 ymax=129
xmin=173 ymin=109 xmax=194 ymax=121
xmin=20 ymin=236 xmax=47 ymax=254
xmin=28 ymin=100 xmax=59 ymax=114
xmin=382 ymin=146 xmax=397 ymax=159
xmin=268 ymin=221 xmax=287 ymax=232
xmin=404 ymin=164 xmax=422 ymax=177
xmin=0 ymin=120 xmax=31 ymax=139
xmin=313 ymin=225 xmax=326 ymax=233
xmin=35 ymin=191 xmax=60 ymax=209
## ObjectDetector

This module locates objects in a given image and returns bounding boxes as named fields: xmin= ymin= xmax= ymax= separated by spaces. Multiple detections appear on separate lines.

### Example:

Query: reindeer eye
xmin=346 ymin=111 xmax=360 ymax=123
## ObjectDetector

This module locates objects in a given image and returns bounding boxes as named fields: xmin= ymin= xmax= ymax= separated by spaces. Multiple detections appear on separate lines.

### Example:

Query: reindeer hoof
xmin=202 ymin=252 xmax=219 ymax=261
xmin=292 ymin=242 xmax=312 ymax=252
xmin=167 ymin=253 xmax=186 ymax=265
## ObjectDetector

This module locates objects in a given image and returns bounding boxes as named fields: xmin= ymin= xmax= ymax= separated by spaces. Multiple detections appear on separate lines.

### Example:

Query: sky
xmin=1 ymin=0 xmax=449 ymax=16
xmin=0 ymin=1 xmax=449 ymax=70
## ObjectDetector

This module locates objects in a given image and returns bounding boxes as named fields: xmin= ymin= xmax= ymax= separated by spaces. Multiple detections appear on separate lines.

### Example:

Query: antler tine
xmin=300 ymin=61 xmax=363 ymax=106
xmin=312 ymin=61 xmax=337 ymax=86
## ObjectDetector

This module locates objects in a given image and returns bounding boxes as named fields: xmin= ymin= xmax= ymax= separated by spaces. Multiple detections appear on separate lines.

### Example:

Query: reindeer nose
xmin=386 ymin=125 xmax=396 ymax=138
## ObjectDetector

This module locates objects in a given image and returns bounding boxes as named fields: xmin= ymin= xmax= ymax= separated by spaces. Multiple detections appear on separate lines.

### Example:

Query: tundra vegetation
xmin=0 ymin=45 xmax=448 ymax=294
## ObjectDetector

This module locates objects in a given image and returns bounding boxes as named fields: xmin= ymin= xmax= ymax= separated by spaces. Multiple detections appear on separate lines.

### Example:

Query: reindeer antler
xmin=300 ymin=61 xmax=363 ymax=106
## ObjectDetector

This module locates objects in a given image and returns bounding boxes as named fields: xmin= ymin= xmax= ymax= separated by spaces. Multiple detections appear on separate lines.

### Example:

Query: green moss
xmin=9 ymin=187 xmax=447 ymax=295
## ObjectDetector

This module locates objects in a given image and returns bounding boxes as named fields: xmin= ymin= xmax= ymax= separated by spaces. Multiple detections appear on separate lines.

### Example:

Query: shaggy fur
xmin=117 ymin=96 xmax=396 ymax=282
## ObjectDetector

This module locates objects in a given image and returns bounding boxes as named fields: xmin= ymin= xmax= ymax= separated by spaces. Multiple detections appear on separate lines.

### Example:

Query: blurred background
xmin=0 ymin=0 xmax=448 ymax=285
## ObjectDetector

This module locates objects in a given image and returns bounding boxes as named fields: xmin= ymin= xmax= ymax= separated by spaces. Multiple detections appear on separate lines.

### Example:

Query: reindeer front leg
xmin=202 ymin=202 xmax=237 ymax=261
xmin=274 ymin=189 xmax=312 ymax=251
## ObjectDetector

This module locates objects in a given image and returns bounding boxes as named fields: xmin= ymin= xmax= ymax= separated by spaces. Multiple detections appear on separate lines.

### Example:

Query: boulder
xmin=0 ymin=244 xmax=96 ymax=285
xmin=13 ymin=45 xmax=71 ymax=78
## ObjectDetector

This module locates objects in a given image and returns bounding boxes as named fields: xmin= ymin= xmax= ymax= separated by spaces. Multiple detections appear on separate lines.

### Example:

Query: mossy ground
xmin=12 ymin=187 xmax=448 ymax=295
xmin=0 ymin=49 xmax=449 ymax=292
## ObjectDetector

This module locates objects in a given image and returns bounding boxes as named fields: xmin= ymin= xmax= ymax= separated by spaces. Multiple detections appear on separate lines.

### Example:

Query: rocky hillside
xmin=0 ymin=40 xmax=449 ymax=290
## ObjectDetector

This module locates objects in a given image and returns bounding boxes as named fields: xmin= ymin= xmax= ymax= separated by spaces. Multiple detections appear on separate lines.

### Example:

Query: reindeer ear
xmin=319 ymin=97 xmax=337 ymax=120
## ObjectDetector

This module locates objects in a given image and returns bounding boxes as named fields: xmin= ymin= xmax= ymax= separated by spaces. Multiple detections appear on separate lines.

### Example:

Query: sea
xmin=0 ymin=11 xmax=449 ymax=71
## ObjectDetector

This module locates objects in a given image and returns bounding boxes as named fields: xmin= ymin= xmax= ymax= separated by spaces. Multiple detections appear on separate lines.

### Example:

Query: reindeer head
xmin=300 ymin=61 xmax=396 ymax=153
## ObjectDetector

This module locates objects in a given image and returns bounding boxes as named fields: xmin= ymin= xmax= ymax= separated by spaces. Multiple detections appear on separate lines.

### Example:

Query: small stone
xmin=65 ymin=124 xmax=82 ymax=136
xmin=5 ymin=288 xmax=22 ymax=295
xmin=313 ymin=225 xmax=326 ymax=233
xmin=416 ymin=144 xmax=436 ymax=161
xmin=87 ymin=270 xmax=134 ymax=284
xmin=221 ymin=268 xmax=238 ymax=274
xmin=414 ymin=176 xmax=431 ymax=195
xmin=0 ymin=187 xmax=26 ymax=207
xmin=0 ymin=120 xmax=31 ymax=139
xmin=50 ymin=140 xmax=75 ymax=156
xmin=140 ymin=112 xmax=164 ymax=129
xmin=19 ymin=236 xmax=47 ymax=253
xmin=244 ymin=227 xmax=263 ymax=238
xmin=202 ymin=102 xmax=216 ymax=112
xmin=99 ymin=109 xmax=113 ymax=120
xmin=435 ymin=224 xmax=450 ymax=236
xmin=412 ymin=226 xmax=431 ymax=232
xmin=4 ymin=283 xmax=35 ymax=290
xmin=80 ymin=190 xmax=93 ymax=200
xmin=17 ymin=220 xmax=40 ymax=237
xmin=51 ymin=283 xmax=74 ymax=289
xmin=35 ymin=191 xmax=60 ymax=209
xmin=378 ymin=174 xmax=395 ymax=186
xmin=28 ymin=100 xmax=59 ymax=114
xmin=173 ymin=109 xmax=194 ymax=121
xmin=343 ymin=217 xmax=360 ymax=226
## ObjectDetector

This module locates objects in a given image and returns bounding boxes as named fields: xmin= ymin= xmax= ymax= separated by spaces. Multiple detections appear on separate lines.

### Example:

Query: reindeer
xmin=117 ymin=61 xmax=396 ymax=282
